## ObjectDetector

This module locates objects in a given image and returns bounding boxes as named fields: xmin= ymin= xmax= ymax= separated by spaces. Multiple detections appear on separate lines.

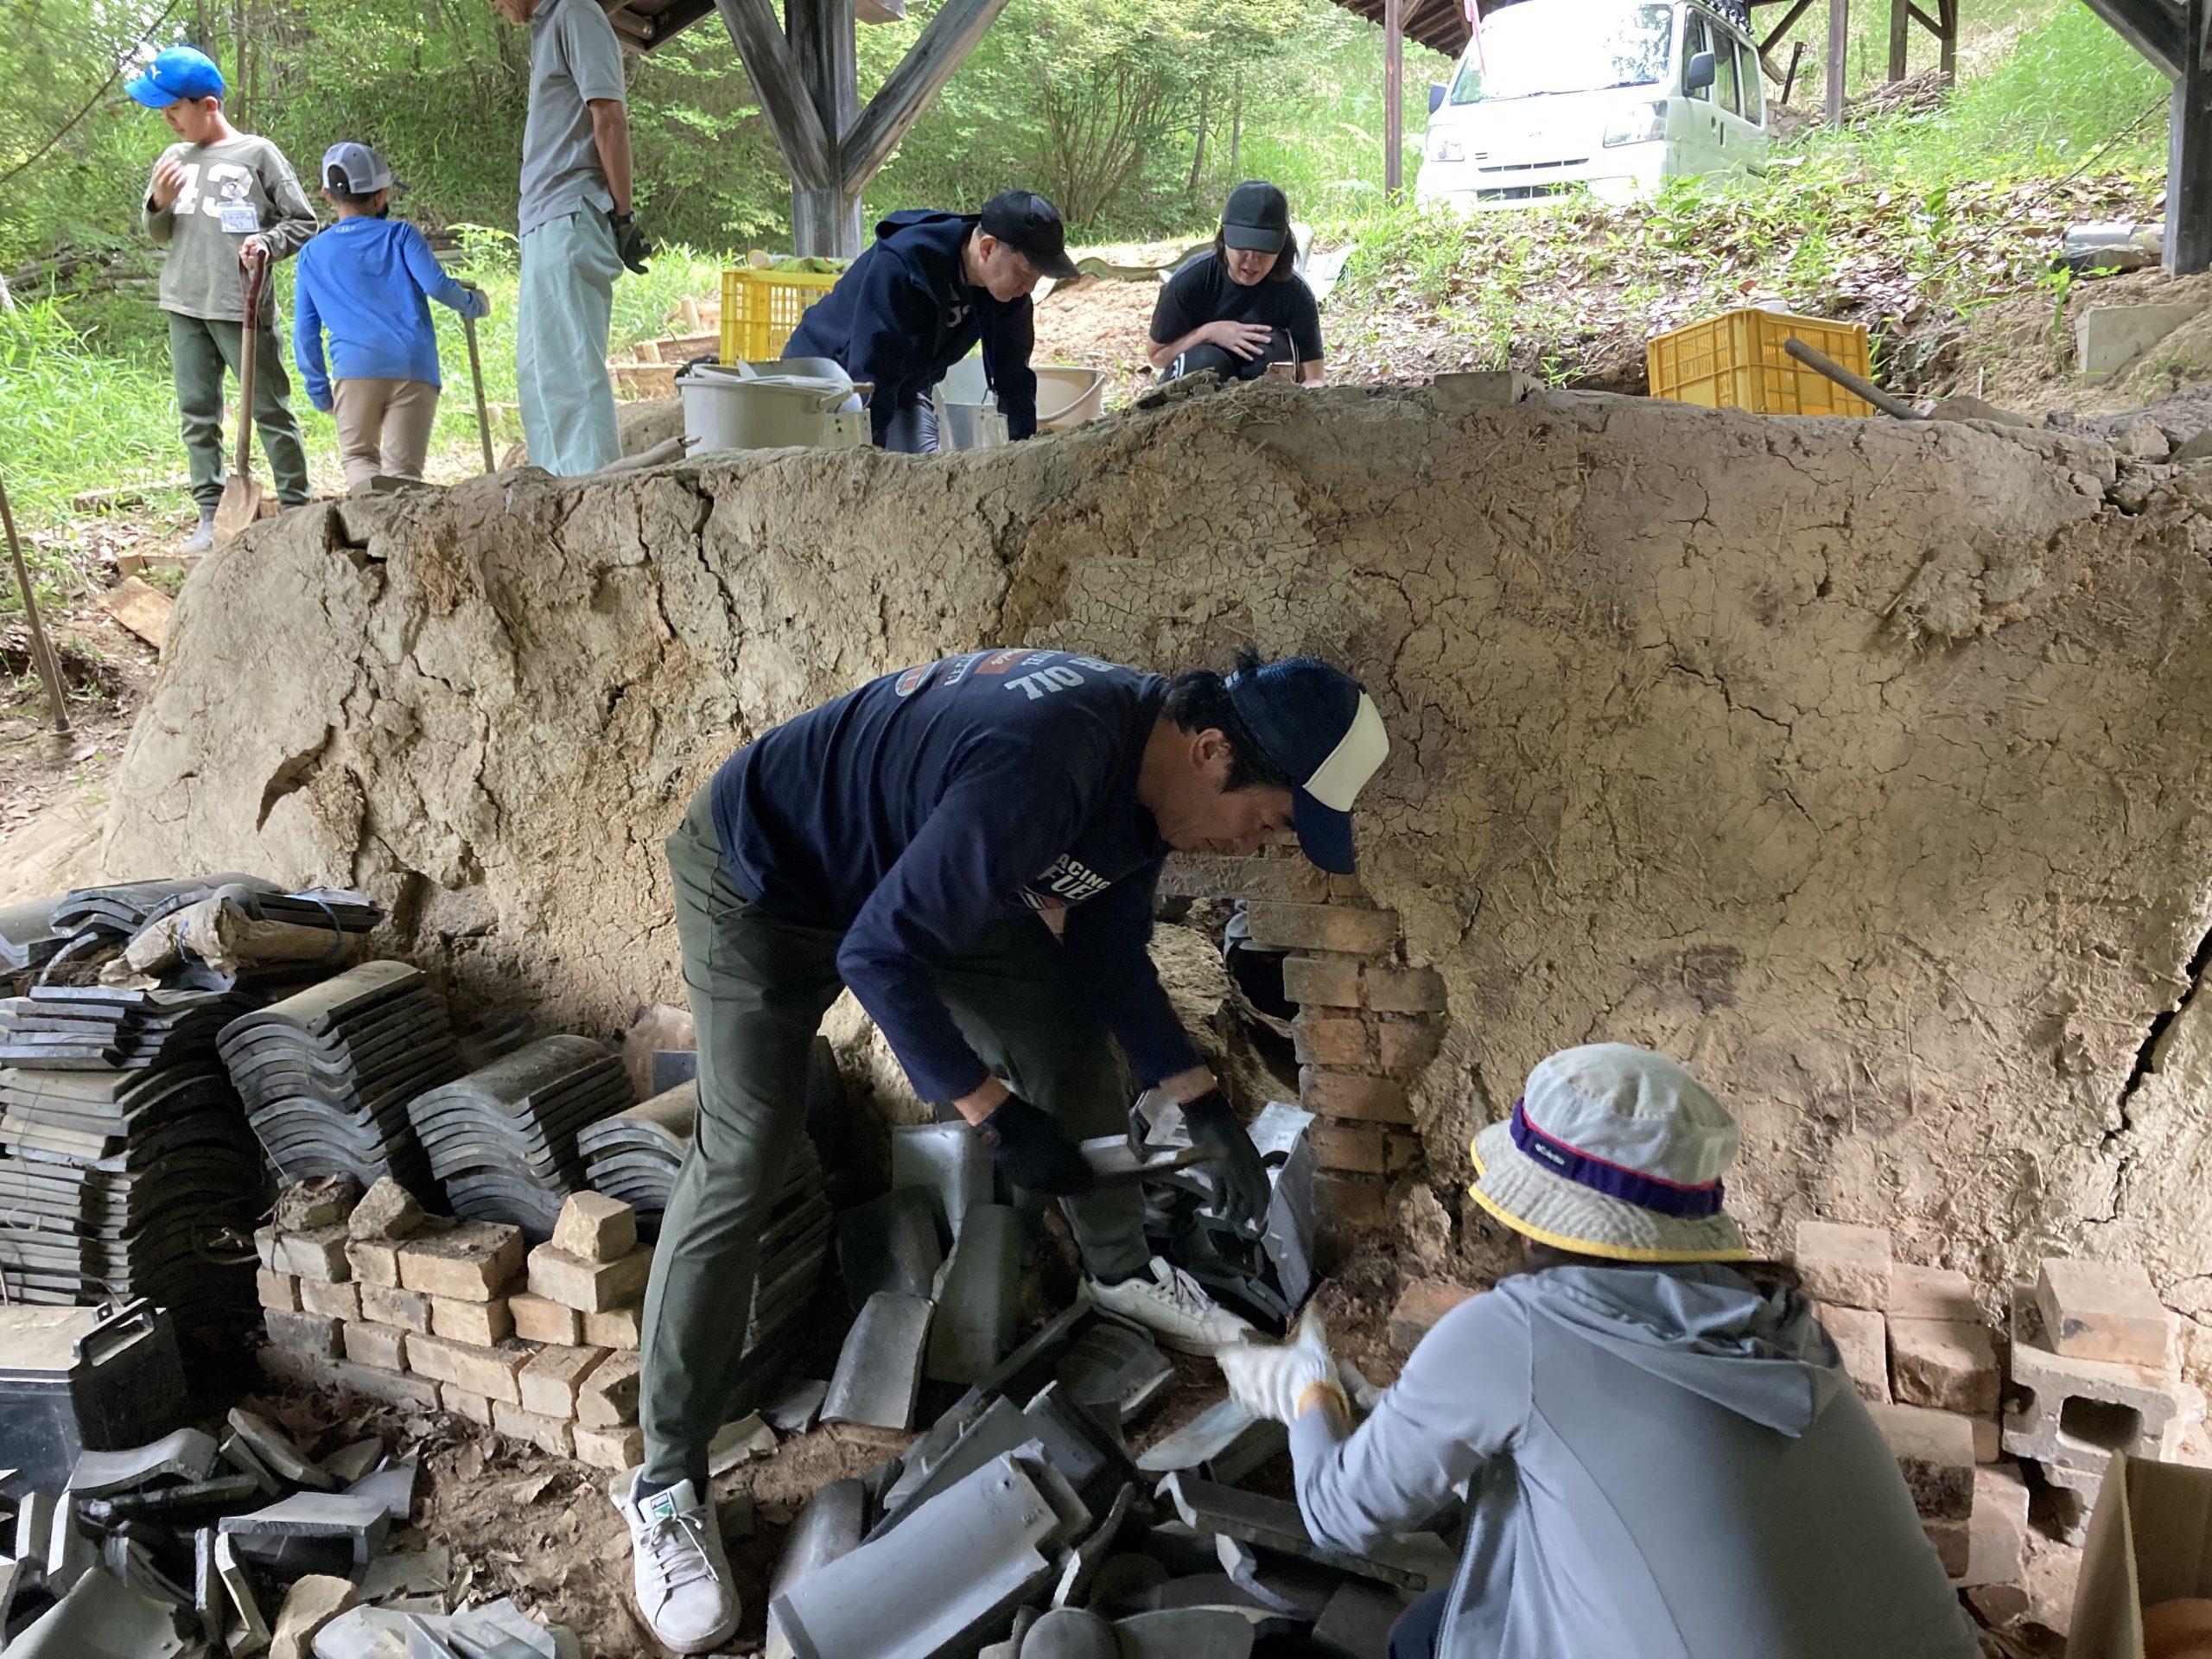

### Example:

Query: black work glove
xmin=609 ymin=211 xmax=652 ymax=276
xmin=1183 ymin=1088 xmax=1271 ymax=1230
xmin=975 ymin=1096 xmax=1096 ymax=1196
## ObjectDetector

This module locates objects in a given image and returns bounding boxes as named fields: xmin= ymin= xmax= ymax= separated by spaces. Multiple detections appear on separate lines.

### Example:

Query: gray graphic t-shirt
xmin=142 ymin=135 xmax=316 ymax=324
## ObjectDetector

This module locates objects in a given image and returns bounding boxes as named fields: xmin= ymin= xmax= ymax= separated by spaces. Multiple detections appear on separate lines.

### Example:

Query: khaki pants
xmin=332 ymin=378 xmax=440 ymax=495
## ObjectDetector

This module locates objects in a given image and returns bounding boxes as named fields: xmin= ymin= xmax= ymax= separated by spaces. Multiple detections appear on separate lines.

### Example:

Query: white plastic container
xmin=677 ymin=363 xmax=867 ymax=454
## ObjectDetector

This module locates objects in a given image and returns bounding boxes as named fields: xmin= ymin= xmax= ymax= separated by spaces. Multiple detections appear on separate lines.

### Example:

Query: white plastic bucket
xmin=677 ymin=365 xmax=867 ymax=453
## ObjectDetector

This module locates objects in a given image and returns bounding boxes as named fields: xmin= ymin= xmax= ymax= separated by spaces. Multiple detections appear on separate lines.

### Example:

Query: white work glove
xmin=1217 ymin=1306 xmax=1343 ymax=1426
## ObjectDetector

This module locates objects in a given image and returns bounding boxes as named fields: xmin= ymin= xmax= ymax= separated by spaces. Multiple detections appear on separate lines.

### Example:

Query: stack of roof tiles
xmin=576 ymin=1080 xmax=696 ymax=1235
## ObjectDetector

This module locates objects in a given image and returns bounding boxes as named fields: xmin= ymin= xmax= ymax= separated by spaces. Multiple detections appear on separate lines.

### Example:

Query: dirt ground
xmin=1030 ymin=275 xmax=1166 ymax=406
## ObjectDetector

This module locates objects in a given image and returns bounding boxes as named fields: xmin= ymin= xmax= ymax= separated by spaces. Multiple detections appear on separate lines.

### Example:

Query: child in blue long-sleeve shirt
xmin=294 ymin=142 xmax=488 ymax=493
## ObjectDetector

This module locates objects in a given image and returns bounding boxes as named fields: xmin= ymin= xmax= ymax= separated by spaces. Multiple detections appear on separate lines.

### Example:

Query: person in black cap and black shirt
xmin=782 ymin=189 xmax=1079 ymax=453
xmin=1147 ymin=181 xmax=1325 ymax=385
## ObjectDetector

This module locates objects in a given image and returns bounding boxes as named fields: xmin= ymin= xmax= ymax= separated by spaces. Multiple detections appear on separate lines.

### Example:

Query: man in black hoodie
xmin=782 ymin=190 xmax=1078 ymax=452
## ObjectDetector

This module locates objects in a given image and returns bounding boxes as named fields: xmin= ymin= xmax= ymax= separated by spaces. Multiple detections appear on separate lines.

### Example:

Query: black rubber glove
xmin=609 ymin=211 xmax=652 ymax=276
xmin=975 ymin=1096 xmax=1096 ymax=1196
xmin=1183 ymin=1088 xmax=1271 ymax=1229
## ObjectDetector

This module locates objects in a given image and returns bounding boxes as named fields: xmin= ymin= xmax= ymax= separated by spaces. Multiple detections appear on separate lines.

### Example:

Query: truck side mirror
xmin=1428 ymin=82 xmax=1447 ymax=114
xmin=1685 ymin=50 xmax=1716 ymax=92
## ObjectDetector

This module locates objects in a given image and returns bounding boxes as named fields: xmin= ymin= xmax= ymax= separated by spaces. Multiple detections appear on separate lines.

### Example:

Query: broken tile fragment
xmin=823 ymin=1291 xmax=932 ymax=1431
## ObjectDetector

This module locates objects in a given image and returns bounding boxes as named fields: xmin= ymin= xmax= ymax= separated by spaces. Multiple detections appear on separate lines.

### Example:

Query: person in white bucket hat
xmin=1220 ymin=1043 xmax=1979 ymax=1659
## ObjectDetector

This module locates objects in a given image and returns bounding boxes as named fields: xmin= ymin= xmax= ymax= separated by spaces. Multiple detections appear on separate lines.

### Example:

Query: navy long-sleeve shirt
xmin=709 ymin=650 xmax=1200 ymax=1103
xmin=783 ymin=210 xmax=1039 ymax=442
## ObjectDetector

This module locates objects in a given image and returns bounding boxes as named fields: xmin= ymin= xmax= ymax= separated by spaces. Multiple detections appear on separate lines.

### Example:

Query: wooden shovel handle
xmin=235 ymin=251 xmax=269 ymax=473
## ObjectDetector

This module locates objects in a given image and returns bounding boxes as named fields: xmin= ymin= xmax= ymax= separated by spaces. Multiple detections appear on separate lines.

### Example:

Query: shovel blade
xmin=213 ymin=474 xmax=264 ymax=545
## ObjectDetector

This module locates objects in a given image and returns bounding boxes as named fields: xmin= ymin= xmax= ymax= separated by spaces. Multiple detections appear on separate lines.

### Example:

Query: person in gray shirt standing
xmin=130 ymin=47 xmax=316 ymax=550
xmin=487 ymin=0 xmax=650 ymax=474
xmin=1222 ymin=1043 xmax=1981 ymax=1659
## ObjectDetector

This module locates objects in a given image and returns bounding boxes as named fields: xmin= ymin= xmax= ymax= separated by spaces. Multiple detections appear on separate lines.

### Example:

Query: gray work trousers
xmin=638 ymin=783 xmax=1152 ymax=1490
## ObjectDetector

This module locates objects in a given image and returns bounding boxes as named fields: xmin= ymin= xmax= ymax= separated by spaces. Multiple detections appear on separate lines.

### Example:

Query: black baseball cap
xmin=1222 ymin=181 xmax=1291 ymax=255
xmin=979 ymin=191 xmax=1080 ymax=281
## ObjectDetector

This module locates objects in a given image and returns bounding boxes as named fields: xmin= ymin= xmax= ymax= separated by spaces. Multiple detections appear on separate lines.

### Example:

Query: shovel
xmin=461 ymin=285 xmax=495 ymax=473
xmin=213 ymin=247 xmax=270 ymax=545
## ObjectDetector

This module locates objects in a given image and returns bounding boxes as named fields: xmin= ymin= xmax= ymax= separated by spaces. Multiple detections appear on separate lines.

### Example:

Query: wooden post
xmin=0 ymin=477 xmax=72 ymax=736
xmin=1827 ymin=0 xmax=1849 ymax=124
xmin=2169 ymin=0 xmax=2212 ymax=272
xmin=1937 ymin=0 xmax=1958 ymax=80
xmin=1888 ymin=0 xmax=1910 ymax=79
xmin=791 ymin=0 xmax=861 ymax=257
xmin=1384 ymin=0 xmax=1405 ymax=194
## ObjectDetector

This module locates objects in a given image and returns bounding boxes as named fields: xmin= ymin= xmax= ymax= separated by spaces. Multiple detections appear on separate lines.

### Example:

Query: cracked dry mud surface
xmin=100 ymin=378 xmax=2212 ymax=1379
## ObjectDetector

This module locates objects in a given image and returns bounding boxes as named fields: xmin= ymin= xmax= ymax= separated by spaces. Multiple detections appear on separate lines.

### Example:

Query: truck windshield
xmin=1448 ymin=2 xmax=1675 ymax=104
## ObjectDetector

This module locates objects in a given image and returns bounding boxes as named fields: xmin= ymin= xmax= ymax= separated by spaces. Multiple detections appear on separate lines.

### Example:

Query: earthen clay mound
xmin=103 ymin=379 xmax=2212 ymax=1378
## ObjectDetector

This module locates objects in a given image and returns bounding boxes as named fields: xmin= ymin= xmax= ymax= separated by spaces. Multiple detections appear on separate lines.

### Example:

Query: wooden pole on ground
xmin=0 ymin=475 xmax=73 ymax=736
xmin=1384 ymin=0 xmax=1405 ymax=194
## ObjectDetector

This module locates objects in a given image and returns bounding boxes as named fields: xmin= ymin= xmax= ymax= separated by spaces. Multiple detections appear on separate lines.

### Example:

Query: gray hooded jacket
xmin=1289 ymin=1263 xmax=1980 ymax=1659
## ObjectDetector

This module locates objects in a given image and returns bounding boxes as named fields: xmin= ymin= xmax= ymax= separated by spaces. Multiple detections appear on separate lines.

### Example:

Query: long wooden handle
xmin=1782 ymin=336 xmax=1923 ymax=420
xmin=0 ymin=474 xmax=71 ymax=735
xmin=235 ymin=255 xmax=266 ymax=471
xmin=463 ymin=309 xmax=495 ymax=474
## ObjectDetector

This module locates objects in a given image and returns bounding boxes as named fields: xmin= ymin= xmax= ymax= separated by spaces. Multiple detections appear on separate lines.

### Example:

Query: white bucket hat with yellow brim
xmin=1467 ymin=1042 xmax=1749 ymax=1263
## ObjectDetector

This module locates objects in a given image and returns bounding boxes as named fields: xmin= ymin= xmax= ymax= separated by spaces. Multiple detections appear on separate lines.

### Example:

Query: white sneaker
xmin=611 ymin=1470 xmax=741 ymax=1654
xmin=1082 ymin=1256 xmax=1255 ymax=1356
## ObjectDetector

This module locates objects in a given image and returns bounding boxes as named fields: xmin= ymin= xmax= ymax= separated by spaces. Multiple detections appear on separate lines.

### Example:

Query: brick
xmin=572 ymin=1423 xmax=645 ymax=1472
xmin=1812 ymin=1302 xmax=1889 ymax=1403
xmin=2035 ymin=1258 xmax=2173 ymax=1370
xmin=1281 ymin=955 xmax=1362 ymax=1007
xmin=1314 ymin=1172 xmax=1389 ymax=1229
xmin=341 ymin=1321 xmax=410 ymax=1373
xmin=347 ymin=1177 xmax=424 ymax=1241
xmin=576 ymin=1351 xmax=641 ymax=1427
xmin=519 ymin=1344 xmax=609 ymax=1420
xmin=1960 ymin=1463 xmax=2030 ymax=1589
xmin=1866 ymin=1401 xmax=1974 ymax=1522
xmin=1388 ymin=1280 xmax=1478 ymax=1351
xmin=1313 ymin=1121 xmax=1389 ymax=1174
xmin=1359 ymin=965 xmax=1447 ymax=1014
xmin=493 ymin=1401 xmax=575 ymax=1458
xmin=1292 ymin=1012 xmax=1375 ymax=1070
xmin=299 ymin=1279 xmax=362 ymax=1322
xmin=441 ymin=1384 xmax=494 ymax=1427
xmin=274 ymin=1225 xmax=351 ymax=1283
xmin=430 ymin=1297 xmax=513 ymax=1347
xmin=528 ymin=1243 xmax=654 ymax=1313
xmin=1242 ymin=902 xmax=1400 ymax=956
xmin=276 ymin=1179 xmax=357 ymax=1231
xmin=552 ymin=1192 xmax=638 ymax=1263
xmin=345 ymin=1240 xmax=401 ymax=1288
xmin=1923 ymin=1517 xmax=1970 ymax=1580
xmin=1888 ymin=1264 xmax=1978 ymax=1323
xmin=397 ymin=1222 xmax=524 ymax=1301
xmin=264 ymin=1308 xmax=341 ymax=1358
xmin=257 ymin=1269 xmax=301 ymax=1313
xmin=1972 ymin=1416 xmax=2000 ymax=1463
xmin=1890 ymin=1318 xmax=2001 ymax=1414
xmin=1158 ymin=853 xmax=1328 ymax=903
xmin=332 ymin=1362 xmax=438 ymax=1412
xmin=582 ymin=1305 xmax=643 ymax=1351
xmin=1375 ymin=1018 xmax=1442 ymax=1077
xmin=405 ymin=1334 xmax=533 ymax=1405
xmin=1300 ymin=1066 xmax=1414 ymax=1124
xmin=1792 ymin=1220 xmax=1892 ymax=1310
xmin=255 ymin=1225 xmax=279 ymax=1271
xmin=2002 ymin=1291 xmax=2187 ymax=1482
xmin=1327 ymin=874 xmax=1369 ymax=903
xmin=511 ymin=1292 xmax=584 ymax=1346
xmin=359 ymin=1284 xmax=433 ymax=1334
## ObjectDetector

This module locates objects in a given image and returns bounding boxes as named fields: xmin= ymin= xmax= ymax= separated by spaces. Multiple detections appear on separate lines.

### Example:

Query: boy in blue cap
xmin=294 ymin=143 xmax=491 ymax=494
xmin=129 ymin=46 xmax=317 ymax=550
xmin=615 ymin=645 xmax=1389 ymax=1654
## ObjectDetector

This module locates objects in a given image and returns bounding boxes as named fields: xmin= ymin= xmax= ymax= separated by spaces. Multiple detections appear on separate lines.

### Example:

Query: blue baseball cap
xmin=1225 ymin=658 xmax=1389 ymax=874
xmin=127 ymin=46 xmax=225 ymax=109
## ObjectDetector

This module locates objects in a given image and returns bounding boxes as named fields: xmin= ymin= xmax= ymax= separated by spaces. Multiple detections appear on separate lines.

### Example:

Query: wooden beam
xmin=841 ymin=0 xmax=1011 ymax=192
xmin=2169 ymin=0 xmax=2212 ymax=270
xmin=714 ymin=0 xmax=834 ymax=187
xmin=1758 ymin=0 xmax=1815 ymax=58
xmin=1887 ymin=0 xmax=1909 ymax=78
xmin=1906 ymin=5 xmax=1941 ymax=32
xmin=791 ymin=0 xmax=861 ymax=256
xmin=1384 ymin=0 xmax=1404 ymax=194
xmin=1826 ymin=0 xmax=1848 ymax=124
xmin=2083 ymin=0 xmax=2184 ymax=78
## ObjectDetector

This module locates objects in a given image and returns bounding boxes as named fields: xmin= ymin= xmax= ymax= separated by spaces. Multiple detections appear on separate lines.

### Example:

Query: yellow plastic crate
xmin=720 ymin=264 xmax=842 ymax=363
xmin=1646 ymin=308 xmax=1876 ymax=417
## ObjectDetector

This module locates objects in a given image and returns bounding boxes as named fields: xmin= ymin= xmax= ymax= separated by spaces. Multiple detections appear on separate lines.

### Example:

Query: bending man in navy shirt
xmin=783 ymin=189 xmax=1077 ymax=453
xmin=614 ymin=648 xmax=1390 ymax=1654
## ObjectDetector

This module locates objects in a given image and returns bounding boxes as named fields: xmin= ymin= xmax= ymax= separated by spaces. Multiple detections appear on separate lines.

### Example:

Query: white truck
xmin=1415 ymin=0 xmax=1770 ymax=212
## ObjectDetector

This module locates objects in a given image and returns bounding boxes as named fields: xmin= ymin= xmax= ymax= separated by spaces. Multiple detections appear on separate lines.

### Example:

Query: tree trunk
xmin=1230 ymin=67 xmax=1243 ymax=174
xmin=1187 ymin=88 xmax=1210 ymax=194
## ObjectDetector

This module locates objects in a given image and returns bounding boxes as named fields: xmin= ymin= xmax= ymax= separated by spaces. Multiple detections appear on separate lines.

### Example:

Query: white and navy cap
xmin=1468 ymin=1044 xmax=1750 ymax=1262
xmin=1225 ymin=658 xmax=1389 ymax=874
xmin=321 ymin=142 xmax=394 ymax=194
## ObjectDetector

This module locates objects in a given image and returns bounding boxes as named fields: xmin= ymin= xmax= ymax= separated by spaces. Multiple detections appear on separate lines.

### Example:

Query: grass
xmin=0 ymin=237 xmax=732 ymax=604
